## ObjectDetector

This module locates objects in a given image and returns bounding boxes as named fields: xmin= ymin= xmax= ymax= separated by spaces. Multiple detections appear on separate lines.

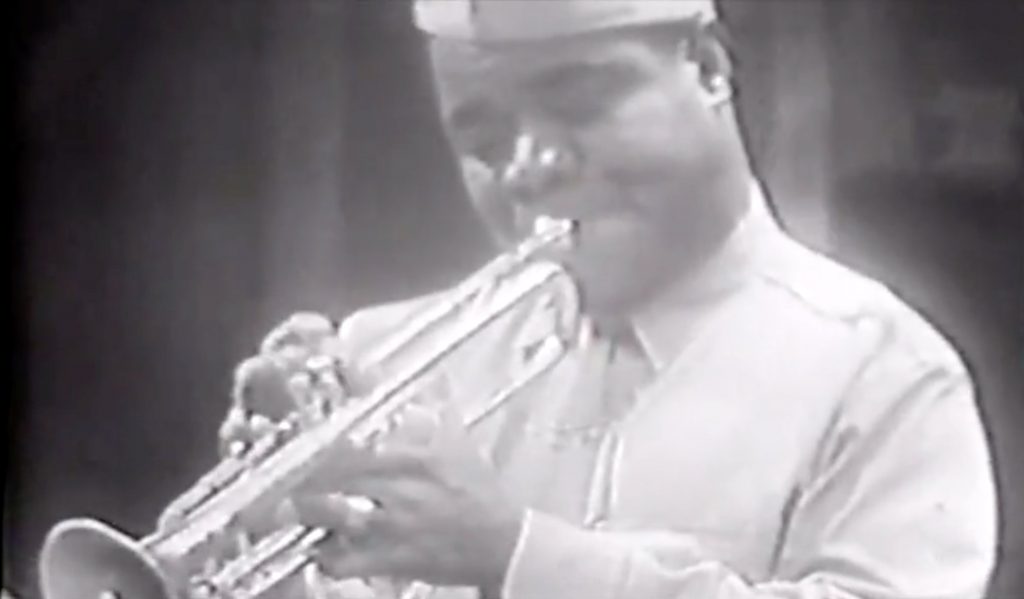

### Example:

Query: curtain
xmin=10 ymin=1 xmax=1021 ymax=595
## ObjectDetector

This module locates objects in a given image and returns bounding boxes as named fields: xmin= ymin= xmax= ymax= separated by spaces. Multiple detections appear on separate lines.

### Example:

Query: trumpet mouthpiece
xmin=531 ymin=215 xmax=577 ymax=251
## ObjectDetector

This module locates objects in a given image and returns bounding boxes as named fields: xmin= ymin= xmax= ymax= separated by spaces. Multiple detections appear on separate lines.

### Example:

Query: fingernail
xmin=249 ymin=413 xmax=273 ymax=432
xmin=227 ymin=439 xmax=248 ymax=458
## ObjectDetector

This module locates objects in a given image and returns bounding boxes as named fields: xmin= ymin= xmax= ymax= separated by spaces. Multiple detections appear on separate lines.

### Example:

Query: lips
xmin=516 ymin=215 xmax=619 ymax=272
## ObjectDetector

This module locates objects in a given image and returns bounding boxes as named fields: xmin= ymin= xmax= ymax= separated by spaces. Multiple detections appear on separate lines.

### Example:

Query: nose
xmin=498 ymin=131 xmax=582 ymax=207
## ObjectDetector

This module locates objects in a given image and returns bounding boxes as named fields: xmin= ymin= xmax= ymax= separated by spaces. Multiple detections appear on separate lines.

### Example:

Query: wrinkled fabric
xmin=328 ymin=184 xmax=997 ymax=599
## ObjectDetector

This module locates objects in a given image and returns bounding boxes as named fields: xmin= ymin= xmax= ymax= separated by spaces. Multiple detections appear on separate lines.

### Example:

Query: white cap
xmin=414 ymin=0 xmax=717 ymax=43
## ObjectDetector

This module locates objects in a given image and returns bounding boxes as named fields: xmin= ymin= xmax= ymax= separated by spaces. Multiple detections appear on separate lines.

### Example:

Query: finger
xmin=306 ymin=455 xmax=434 ymax=513
xmin=267 ymin=344 xmax=313 ymax=373
xmin=231 ymin=355 xmax=266 ymax=406
xmin=330 ymin=474 xmax=417 ymax=507
xmin=316 ymin=541 xmax=432 ymax=584
xmin=249 ymin=413 xmax=277 ymax=437
xmin=299 ymin=441 xmax=394 ymax=493
xmin=304 ymin=574 xmax=377 ymax=599
xmin=311 ymin=531 xmax=417 ymax=582
xmin=298 ymin=434 xmax=435 ymax=498
xmin=286 ymin=370 xmax=321 ymax=427
xmin=291 ymin=493 xmax=348 ymax=530
xmin=292 ymin=495 xmax=395 ymax=581
xmin=218 ymin=406 xmax=252 ymax=456
xmin=218 ymin=410 xmax=280 ymax=458
xmin=312 ymin=542 xmax=382 ymax=581
xmin=235 ymin=499 xmax=294 ymax=538
xmin=393 ymin=402 xmax=477 ymax=458
xmin=291 ymin=493 xmax=383 ymax=540
xmin=380 ymin=405 xmax=442 ymax=449
xmin=232 ymin=354 xmax=294 ymax=420
xmin=355 ymin=445 xmax=429 ymax=478
xmin=260 ymin=312 xmax=335 ymax=355
xmin=301 ymin=455 xmax=422 ymax=504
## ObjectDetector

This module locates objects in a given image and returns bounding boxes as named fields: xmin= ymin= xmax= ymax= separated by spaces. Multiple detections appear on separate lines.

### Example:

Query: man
xmin=227 ymin=1 xmax=998 ymax=597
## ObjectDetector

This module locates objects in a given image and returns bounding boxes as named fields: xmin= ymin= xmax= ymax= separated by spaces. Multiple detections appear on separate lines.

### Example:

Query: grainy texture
xmin=8 ymin=1 xmax=1021 ymax=596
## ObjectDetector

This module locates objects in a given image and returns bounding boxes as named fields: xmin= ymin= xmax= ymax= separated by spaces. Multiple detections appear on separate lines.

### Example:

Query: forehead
xmin=427 ymin=32 xmax=661 ymax=110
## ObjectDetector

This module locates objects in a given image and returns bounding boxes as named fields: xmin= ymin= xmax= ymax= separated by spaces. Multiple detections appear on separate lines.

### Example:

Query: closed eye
xmin=525 ymin=61 xmax=647 ymax=127
xmin=445 ymin=100 xmax=518 ymax=166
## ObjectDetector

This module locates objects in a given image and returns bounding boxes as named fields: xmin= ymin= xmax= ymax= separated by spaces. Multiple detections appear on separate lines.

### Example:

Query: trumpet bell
xmin=40 ymin=519 xmax=175 ymax=599
xmin=36 ymin=217 xmax=580 ymax=599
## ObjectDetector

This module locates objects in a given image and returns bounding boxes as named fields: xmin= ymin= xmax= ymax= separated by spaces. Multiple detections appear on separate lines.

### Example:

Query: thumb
xmin=380 ymin=404 xmax=442 ymax=450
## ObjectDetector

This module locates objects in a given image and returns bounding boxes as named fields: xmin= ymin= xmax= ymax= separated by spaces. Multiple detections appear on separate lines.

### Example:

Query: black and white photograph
xmin=8 ymin=1 xmax=1023 ymax=598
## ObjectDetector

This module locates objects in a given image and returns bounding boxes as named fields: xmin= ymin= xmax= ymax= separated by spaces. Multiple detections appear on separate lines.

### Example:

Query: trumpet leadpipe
xmin=38 ymin=217 xmax=581 ymax=599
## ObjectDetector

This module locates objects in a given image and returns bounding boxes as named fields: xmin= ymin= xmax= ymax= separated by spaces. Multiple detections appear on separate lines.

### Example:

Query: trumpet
xmin=38 ymin=217 xmax=581 ymax=599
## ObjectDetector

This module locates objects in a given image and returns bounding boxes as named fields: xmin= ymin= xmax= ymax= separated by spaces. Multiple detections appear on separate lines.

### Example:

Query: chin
xmin=565 ymin=261 xmax=652 ymax=319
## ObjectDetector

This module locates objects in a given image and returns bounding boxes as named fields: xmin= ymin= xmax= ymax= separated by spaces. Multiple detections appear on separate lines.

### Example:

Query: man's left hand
xmin=291 ymin=405 xmax=524 ymax=593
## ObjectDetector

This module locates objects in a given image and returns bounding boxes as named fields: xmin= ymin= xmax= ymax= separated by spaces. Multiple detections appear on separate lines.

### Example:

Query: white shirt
xmin=335 ymin=184 xmax=998 ymax=599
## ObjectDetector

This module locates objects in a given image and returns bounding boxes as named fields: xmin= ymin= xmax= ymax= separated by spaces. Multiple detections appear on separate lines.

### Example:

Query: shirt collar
xmin=630 ymin=180 xmax=781 ymax=372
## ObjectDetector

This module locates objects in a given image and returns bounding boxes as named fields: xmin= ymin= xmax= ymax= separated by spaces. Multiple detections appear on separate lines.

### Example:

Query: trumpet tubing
xmin=38 ymin=218 xmax=581 ymax=599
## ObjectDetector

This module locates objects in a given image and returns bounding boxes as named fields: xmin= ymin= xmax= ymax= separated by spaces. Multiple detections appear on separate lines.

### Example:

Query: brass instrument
xmin=38 ymin=217 xmax=580 ymax=599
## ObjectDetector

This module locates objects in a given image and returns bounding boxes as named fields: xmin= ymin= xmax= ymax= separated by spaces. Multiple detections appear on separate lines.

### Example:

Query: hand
xmin=219 ymin=312 xmax=342 ymax=453
xmin=291 ymin=405 xmax=525 ymax=593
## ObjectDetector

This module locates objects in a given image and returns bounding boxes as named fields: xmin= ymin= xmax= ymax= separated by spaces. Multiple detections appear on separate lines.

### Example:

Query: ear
xmin=701 ymin=74 xmax=733 ymax=110
xmin=675 ymin=32 xmax=734 ymax=109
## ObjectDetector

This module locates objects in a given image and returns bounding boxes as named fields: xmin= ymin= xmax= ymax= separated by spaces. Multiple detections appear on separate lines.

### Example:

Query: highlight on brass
xmin=37 ymin=218 xmax=580 ymax=599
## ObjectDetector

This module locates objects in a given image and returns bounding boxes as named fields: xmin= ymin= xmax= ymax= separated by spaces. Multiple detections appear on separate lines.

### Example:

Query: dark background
xmin=8 ymin=1 xmax=1023 ymax=597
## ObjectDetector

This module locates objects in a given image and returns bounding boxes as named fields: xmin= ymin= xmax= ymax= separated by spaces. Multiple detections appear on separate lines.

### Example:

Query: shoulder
xmin=756 ymin=233 xmax=967 ymax=378
xmin=761 ymin=236 xmax=985 ymax=482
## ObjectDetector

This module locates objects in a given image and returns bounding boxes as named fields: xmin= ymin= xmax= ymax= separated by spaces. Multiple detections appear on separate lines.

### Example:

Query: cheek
xmin=457 ymin=157 xmax=518 ymax=241
xmin=580 ymin=91 xmax=721 ymax=183
xmin=458 ymin=156 xmax=497 ymax=206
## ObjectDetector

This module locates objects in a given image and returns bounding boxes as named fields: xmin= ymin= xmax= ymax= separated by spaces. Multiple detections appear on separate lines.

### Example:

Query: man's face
xmin=429 ymin=30 xmax=736 ymax=315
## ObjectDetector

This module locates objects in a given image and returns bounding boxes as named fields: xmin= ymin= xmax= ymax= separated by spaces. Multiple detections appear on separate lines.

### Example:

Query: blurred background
xmin=7 ymin=1 xmax=1022 ymax=596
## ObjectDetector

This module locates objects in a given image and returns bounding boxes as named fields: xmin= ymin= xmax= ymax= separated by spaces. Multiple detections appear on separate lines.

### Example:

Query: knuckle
xmin=270 ymin=345 xmax=309 ymax=371
xmin=288 ymin=312 xmax=334 ymax=332
xmin=232 ymin=356 xmax=270 ymax=402
xmin=311 ymin=546 xmax=349 ymax=579
xmin=232 ymin=354 xmax=266 ymax=384
xmin=261 ymin=312 xmax=335 ymax=354
xmin=232 ymin=355 xmax=280 ymax=398
xmin=219 ymin=406 xmax=247 ymax=433
xmin=218 ymin=408 xmax=255 ymax=454
xmin=234 ymin=367 xmax=294 ymax=419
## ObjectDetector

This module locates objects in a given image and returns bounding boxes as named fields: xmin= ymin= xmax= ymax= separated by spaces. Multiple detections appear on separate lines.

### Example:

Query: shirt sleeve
xmin=500 ymin=347 xmax=998 ymax=599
